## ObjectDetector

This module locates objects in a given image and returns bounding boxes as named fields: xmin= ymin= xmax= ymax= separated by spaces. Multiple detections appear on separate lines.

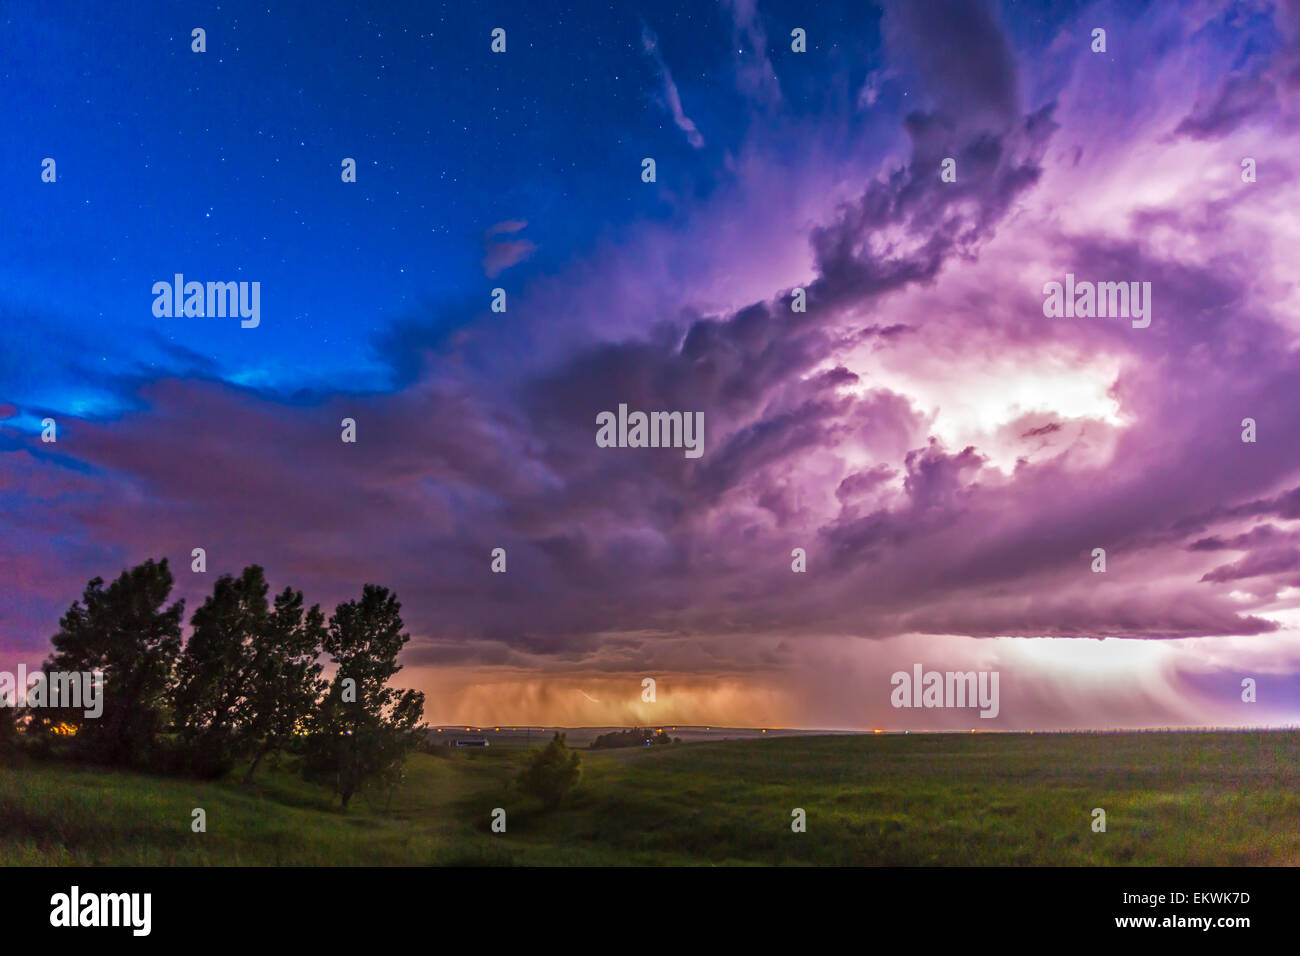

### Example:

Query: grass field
xmin=2 ymin=731 xmax=1297 ymax=865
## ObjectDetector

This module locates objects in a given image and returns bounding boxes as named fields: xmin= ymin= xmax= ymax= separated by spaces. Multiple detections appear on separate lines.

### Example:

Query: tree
xmin=517 ymin=732 xmax=582 ymax=810
xmin=239 ymin=585 xmax=325 ymax=783
xmin=46 ymin=558 xmax=184 ymax=767
xmin=0 ymin=703 xmax=16 ymax=761
xmin=172 ymin=566 xmax=326 ymax=780
xmin=172 ymin=566 xmax=270 ymax=775
xmin=302 ymin=585 xmax=425 ymax=809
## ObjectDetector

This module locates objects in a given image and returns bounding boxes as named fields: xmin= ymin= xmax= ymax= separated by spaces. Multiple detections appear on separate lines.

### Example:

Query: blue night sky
xmin=5 ymin=0 xmax=893 ymax=401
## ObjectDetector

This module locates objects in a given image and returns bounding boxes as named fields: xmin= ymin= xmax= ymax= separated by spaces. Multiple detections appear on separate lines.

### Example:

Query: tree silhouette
xmin=29 ymin=558 xmax=424 ymax=799
xmin=172 ymin=566 xmax=271 ymax=775
xmin=172 ymin=566 xmax=326 ymax=779
xmin=0 ymin=703 xmax=16 ymax=761
xmin=303 ymin=585 xmax=425 ymax=808
xmin=46 ymin=558 xmax=184 ymax=767
xmin=239 ymin=585 xmax=325 ymax=783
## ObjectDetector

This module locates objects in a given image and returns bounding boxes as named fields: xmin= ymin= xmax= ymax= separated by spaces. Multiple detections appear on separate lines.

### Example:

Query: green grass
xmin=2 ymin=731 xmax=1297 ymax=865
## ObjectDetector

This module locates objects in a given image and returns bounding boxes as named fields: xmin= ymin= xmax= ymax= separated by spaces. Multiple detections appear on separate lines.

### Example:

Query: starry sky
xmin=3 ymin=0 xmax=1300 ymax=730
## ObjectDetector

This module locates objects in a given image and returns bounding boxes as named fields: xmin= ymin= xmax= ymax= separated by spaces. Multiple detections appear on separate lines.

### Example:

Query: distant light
xmin=873 ymin=729 xmax=882 ymax=734
xmin=761 ymin=729 xmax=766 ymax=734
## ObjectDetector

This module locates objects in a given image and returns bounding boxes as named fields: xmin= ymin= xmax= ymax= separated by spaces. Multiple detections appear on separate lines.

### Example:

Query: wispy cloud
xmin=640 ymin=22 xmax=706 ymax=149
xmin=721 ymin=0 xmax=782 ymax=107
xmin=483 ymin=219 xmax=536 ymax=277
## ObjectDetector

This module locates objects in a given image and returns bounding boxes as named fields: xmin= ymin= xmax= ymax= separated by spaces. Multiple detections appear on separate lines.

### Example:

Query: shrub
xmin=517 ymin=732 xmax=582 ymax=810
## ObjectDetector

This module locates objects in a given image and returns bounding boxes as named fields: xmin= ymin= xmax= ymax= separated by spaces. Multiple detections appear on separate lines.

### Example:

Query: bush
xmin=517 ymin=732 xmax=582 ymax=810
xmin=590 ymin=727 xmax=673 ymax=749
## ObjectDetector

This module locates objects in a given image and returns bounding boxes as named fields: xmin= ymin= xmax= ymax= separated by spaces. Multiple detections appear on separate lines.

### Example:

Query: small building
xmin=451 ymin=737 xmax=489 ymax=748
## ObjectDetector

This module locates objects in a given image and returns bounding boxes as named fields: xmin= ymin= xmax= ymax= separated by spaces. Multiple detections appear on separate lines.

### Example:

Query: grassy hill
xmin=3 ymin=731 xmax=1298 ymax=865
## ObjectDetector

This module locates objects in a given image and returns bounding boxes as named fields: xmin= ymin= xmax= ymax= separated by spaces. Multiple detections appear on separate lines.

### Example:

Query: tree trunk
xmin=242 ymin=740 xmax=273 ymax=785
